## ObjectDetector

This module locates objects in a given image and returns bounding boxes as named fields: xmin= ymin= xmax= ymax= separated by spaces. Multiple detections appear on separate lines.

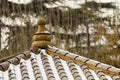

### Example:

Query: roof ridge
xmin=47 ymin=46 xmax=120 ymax=77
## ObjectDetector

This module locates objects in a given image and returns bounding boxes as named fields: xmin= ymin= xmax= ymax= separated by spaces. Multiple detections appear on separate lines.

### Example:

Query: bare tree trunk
xmin=85 ymin=0 xmax=90 ymax=57
xmin=0 ymin=22 xmax=1 ymax=54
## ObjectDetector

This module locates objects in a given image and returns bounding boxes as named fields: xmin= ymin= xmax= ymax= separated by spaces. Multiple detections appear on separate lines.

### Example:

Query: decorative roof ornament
xmin=31 ymin=17 xmax=54 ymax=49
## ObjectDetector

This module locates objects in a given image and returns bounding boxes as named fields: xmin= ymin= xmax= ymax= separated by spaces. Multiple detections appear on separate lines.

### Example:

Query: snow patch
xmin=96 ymin=36 xmax=107 ymax=45
xmin=1 ymin=27 xmax=9 ymax=50
xmin=0 ymin=15 xmax=38 ymax=26
xmin=8 ymin=0 xmax=32 ymax=4
xmin=117 ymin=40 xmax=120 ymax=45
xmin=106 ymin=27 xmax=114 ymax=35
xmin=100 ymin=8 xmax=114 ymax=17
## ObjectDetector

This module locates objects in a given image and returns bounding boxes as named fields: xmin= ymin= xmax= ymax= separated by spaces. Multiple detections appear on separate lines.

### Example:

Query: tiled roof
xmin=0 ymin=17 xmax=120 ymax=80
xmin=0 ymin=48 xmax=120 ymax=80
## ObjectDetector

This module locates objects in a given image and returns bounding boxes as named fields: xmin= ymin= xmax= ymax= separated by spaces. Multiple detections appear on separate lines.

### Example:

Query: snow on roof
xmin=0 ymin=48 xmax=119 ymax=80
xmin=7 ymin=0 xmax=120 ymax=10
xmin=7 ymin=0 xmax=117 ymax=4
xmin=8 ymin=0 xmax=32 ymax=4
xmin=45 ymin=0 xmax=117 ymax=9
xmin=45 ymin=0 xmax=81 ymax=9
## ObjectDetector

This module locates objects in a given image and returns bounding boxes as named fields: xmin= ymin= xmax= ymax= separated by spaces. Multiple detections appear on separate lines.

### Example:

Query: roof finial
xmin=31 ymin=17 xmax=54 ymax=49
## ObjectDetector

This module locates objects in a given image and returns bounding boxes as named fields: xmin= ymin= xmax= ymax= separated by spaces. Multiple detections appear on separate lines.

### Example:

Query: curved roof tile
xmin=0 ymin=47 xmax=119 ymax=80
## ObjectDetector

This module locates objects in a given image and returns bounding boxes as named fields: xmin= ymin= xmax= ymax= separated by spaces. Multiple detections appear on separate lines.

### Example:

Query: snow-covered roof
xmin=0 ymin=47 xmax=120 ymax=80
